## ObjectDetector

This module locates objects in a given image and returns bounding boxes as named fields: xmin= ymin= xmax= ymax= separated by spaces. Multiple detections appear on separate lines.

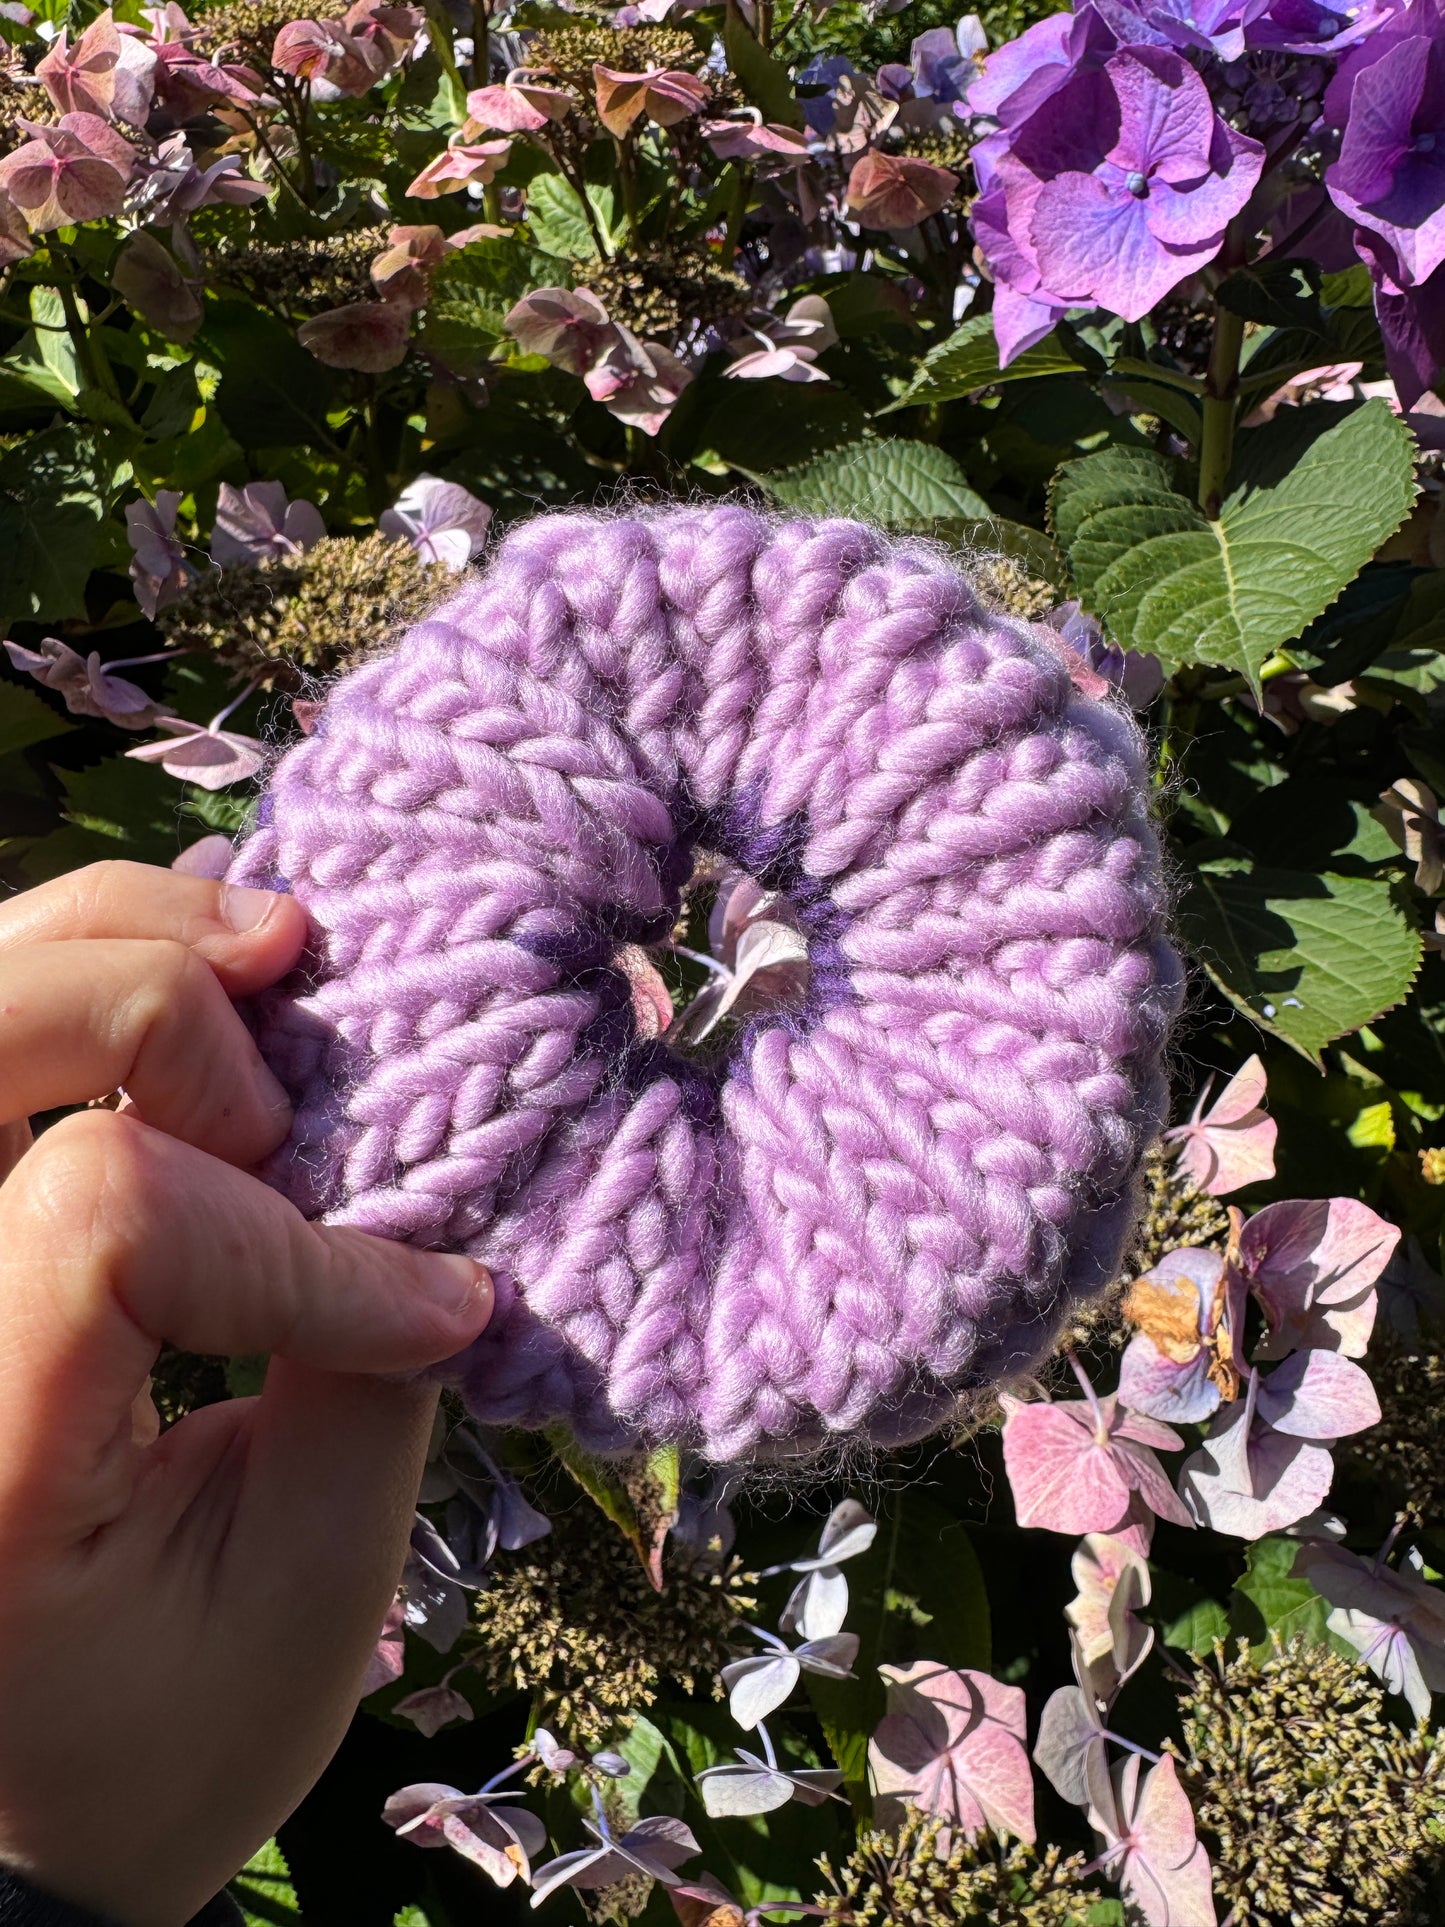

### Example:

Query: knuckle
xmin=61 ymin=861 xmax=155 ymax=934
xmin=121 ymin=938 xmax=213 ymax=1032
xmin=7 ymin=1112 xmax=162 ymax=1278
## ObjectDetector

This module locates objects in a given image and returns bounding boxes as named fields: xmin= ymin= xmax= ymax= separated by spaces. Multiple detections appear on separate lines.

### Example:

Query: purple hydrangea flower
xmin=529 ymin=1814 xmax=700 ymax=1908
xmin=965 ymin=6 xmax=1117 ymax=129
xmin=1355 ymin=228 xmax=1445 ymax=404
xmin=1044 ymin=600 xmax=1165 ymax=707
xmin=998 ymin=46 xmax=1265 ymax=325
xmin=1253 ymin=0 xmax=1397 ymax=56
xmin=1295 ymin=1538 xmax=1445 ymax=1720
xmin=210 ymin=481 xmax=326 ymax=568
xmin=1141 ymin=0 xmax=1272 ymax=61
xmin=1326 ymin=32 xmax=1445 ymax=287
xmin=797 ymin=53 xmax=855 ymax=135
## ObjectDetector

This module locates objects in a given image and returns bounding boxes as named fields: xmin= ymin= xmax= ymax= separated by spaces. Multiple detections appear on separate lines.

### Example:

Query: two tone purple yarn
xmin=231 ymin=505 xmax=1181 ymax=1462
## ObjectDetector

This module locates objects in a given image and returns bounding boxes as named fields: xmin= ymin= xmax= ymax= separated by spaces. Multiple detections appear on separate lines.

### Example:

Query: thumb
xmin=0 ymin=1111 xmax=492 ymax=1542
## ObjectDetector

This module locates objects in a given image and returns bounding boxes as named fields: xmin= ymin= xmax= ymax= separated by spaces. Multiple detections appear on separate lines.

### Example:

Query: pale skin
xmin=0 ymin=861 xmax=495 ymax=1925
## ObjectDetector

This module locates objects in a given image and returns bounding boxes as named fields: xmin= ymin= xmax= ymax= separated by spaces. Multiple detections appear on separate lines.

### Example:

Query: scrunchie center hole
xmin=618 ymin=857 xmax=812 ymax=1057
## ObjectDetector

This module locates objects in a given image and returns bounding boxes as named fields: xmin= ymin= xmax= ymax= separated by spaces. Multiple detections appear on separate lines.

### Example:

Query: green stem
xmin=616 ymin=135 xmax=639 ymax=243
xmin=723 ymin=162 xmax=752 ymax=263
xmin=470 ymin=0 xmax=489 ymax=87
xmin=361 ymin=393 xmax=390 ymax=516
xmin=54 ymin=268 xmax=120 ymax=402
xmin=1197 ymin=219 xmax=1250 ymax=518
xmin=238 ymin=110 xmax=312 ymax=213
xmin=1198 ymin=299 xmax=1244 ymax=519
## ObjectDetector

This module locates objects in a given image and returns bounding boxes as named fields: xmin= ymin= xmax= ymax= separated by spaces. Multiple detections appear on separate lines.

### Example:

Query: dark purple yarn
xmin=230 ymin=506 xmax=1181 ymax=1461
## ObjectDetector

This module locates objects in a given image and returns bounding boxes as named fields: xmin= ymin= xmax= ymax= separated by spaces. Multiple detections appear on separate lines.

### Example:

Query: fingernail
xmin=220 ymin=884 xmax=279 ymax=934
xmin=420 ymin=1254 xmax=494 ymax=1330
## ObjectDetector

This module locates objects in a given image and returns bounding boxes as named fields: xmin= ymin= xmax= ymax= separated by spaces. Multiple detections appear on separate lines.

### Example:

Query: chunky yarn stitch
xmin=230 ymin=506 xmax=1182 ymax=1462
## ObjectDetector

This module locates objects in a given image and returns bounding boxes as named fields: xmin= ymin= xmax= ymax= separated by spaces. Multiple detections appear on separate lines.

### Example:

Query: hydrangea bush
xmin=2 ymin=0 xmax=1445 ymax=1916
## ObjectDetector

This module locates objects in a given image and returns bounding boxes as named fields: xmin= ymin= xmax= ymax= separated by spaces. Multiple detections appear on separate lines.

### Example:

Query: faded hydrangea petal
xmin=591 ymin=63 xmax=707 ymax=136
xmin=1066 ymin=1532 xmax=1154 ymax=1697
xmin=1252 ymin=1347 xmax=1381 ymax=1439
xmin=1000 ymin=1391 xmax=1191 ymax=1536
xmin=407 ymin=138 xmax=512 ymax=199
xmin=1241 ymin=1197 xmax=1397 ymax=1358
xmin=212 ymin=483 xmax=326 ymax=568
xmin=5 ymin=634 xmax=171 ymax=731
xmin=125 ymin=489 xmax=190 ymax=618
xmin=113 ymin=232 xmax=203 ymax=344
xmin=379 ymin=474 xmax=492 ymax=571
xmin=1165 ymin=1054 xmax=1277 ymax=1197
xmin=505 ymin=285 xmax=615 ymax=372
xmin=464 ymin=75 xmax=573 ymax=132
xmin=530 ymin=1814 xmax=700 ymax=1906
xmin=37 ymin=10 xmax=157 ymax=126
xmin=773 ymin=1498 xmax=875 ymax=1640
xmin=869 ymin=1662 xmax=1035 ymax=1843
xmin=1294 ymin=1540 xmax=1445 ymax=1720
xmin=125 ymin=715 xmax=266 ymax=788
xmin=0 ymin=111 xmax=135 ymax=232
xmin=299 ymin=299 xmax=411 ymax=372
xmin=1091 ymin=1753 xmax=1217 ymax=1927
xmin=394 ymin=1680 xmax=474 ymax=1737
xmin=846 ymin=148 xmax=958 ymax=227
xmin=1178 ymin=1369 xmax=1339 ymax=1538
xmin=697 ymin=1746 xmax=843 ymax=1816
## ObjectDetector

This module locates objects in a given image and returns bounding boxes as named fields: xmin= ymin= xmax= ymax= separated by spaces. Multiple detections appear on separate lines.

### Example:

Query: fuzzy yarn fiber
xmin=231 ymin=506 xmax=1182 ymax=1462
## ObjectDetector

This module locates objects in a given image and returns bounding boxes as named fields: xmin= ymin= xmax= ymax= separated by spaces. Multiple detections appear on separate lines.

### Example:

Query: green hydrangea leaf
xmin=805 ymin=1491 xmax=989 ymax=1815
xmin=1229 ymin=1536 xmax=1336 ymax=1659
xmin=696 ymin=380 xmax=868 ymax=474
xmin=202 ymin=302 xmax=341 ymax=450
xmin=0 ymin=424 xmax=131 ymax=631
xmin=528 ymin=173 xmax=616 ymax=260
xmin=0 ymin=680 xmax=73 ymax=757
xmin=1180 ymin=858 xmax=1423 ymax=1066
xmin=759 ymin=438 xmax=991 ymax=527
xmin=229 ymin=1837 xmax=303 ymax=1925
xmin=723 ymin=0 xmax=803 ymax=129
xmin=882 ymin=313 xmax=1086 ymax=411
xmin=418 ymin=238 xmax=561 ymax=379
xmin=18 ymin=750 xmax=195 ymax=881
xmin=1049 ymin=401 xmax=1418 ymax=690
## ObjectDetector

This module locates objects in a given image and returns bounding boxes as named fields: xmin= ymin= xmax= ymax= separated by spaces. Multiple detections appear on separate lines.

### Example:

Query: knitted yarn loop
xmin=232 ymin=506 xmax=1181 ymax=1462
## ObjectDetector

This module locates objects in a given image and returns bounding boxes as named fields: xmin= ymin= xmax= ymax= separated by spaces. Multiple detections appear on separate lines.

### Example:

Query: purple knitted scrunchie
xmin=230 ymin=505 xmax=1181 ymax=1462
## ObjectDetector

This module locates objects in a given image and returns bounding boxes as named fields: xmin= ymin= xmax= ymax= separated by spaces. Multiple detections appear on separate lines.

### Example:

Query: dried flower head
xmin=157 ymin=531 xmax=444 ymax=688
xmin=0 ymin=72 xmax=54 ymax=152
xmin=468 ymin=1493 xmax=755 ymax=1752
xmin=1125 ymin=1142 xmax=1234 ymax=1283
xmin=1173 ymin=1636 xmax=1445 ymax=1926
xmin=1342 ymin=1327 xmax=1445 ymax=1522
xmin=529 ymin=23 xmax=700 ymax=94
xmin=896 ymin=123 xmax=974 ymax=172
xmin=192 ymin=0 xmax=325 ymax=60
xmin=588 ymin=245 xmax=749 ymax=340
xmin=204 ymin=222 xmax=390 ymax=319
xmin=972 ymin=555 xmax=1057 ymax=622
xmin=813 ymin=1808 xmax=1100 ymax=1926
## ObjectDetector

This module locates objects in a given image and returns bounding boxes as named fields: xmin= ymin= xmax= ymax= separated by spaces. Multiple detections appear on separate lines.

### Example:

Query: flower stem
xmin=1198 ymin=298 xmax=1244 ymax=519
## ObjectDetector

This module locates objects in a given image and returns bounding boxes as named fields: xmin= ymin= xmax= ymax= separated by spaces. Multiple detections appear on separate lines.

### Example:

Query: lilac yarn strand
xmin=230 ymin=506 xmax=1182 ymax=1462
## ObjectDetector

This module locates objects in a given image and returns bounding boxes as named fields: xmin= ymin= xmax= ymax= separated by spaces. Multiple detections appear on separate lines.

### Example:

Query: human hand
xmin=0 ymin=862 xmax=493 ymax=1926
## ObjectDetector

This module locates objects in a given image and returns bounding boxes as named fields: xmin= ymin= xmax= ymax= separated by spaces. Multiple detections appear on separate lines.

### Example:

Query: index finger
xmin=0 ymin=861 xmax=308 ymax=996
